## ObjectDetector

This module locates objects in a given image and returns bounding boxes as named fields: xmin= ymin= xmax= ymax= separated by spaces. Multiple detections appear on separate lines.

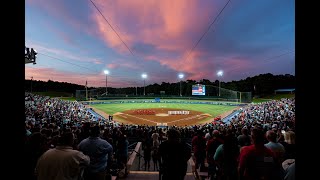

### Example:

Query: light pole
xmin=104 ymin=70 xmax=109 ymax=95
xmin=217 ymin=70 xmax=223 ymax=97
xmin=178 ymin=73 xmax=184 ymax=96
xmin=141 ymin=73 xmax=147 ymax=96
xmin=31 ymin=76 xmax=33 ymax=93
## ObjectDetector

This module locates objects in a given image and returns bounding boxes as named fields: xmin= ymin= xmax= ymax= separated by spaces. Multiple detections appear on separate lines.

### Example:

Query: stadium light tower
xmin=142 ymin=73 xmax=147 ymax=96
xmin=217 ymin=70 xmax=223 ymax=97
xmin=178 ymin=73 xmax=184 ymax=96
xmin=31 ymin=76 xmax=33 ymax=93
xmin=104 ymin=70 xmax=109 ymax=95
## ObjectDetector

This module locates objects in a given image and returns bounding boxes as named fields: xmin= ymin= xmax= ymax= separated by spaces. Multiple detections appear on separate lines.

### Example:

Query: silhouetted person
xmin=237 ymin=127 xmax=251 ymax=148
xmin=238 ymin=128 xmax=283 ymax=180
xmin=143 ymin=136 xmax=152 ymax=170
xmin=192 ymin=129 xmax=206 ymax=170
xmin=159 ymin=129 xmax=191 ymax=180
xmin=152 ymin=138 xmax=160 ymax=171
xmin=206 ymin=130 xmax=223 ymax=179
xmin=117 ymin=134 xmax=128 ymax=170
xmin=25 ymin=132 xmax=48 ymax=180
xmin=78 ymin=125 xmax=113 ymax=180
xmin=214 ymin=130 xmax=239 ymax=180
xmin=35 ymin=132 xmax=90 ymax=180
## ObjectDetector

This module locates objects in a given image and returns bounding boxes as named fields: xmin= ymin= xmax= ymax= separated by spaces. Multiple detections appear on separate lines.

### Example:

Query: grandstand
xmin=25 ymin=92 xmax=295 ymax=179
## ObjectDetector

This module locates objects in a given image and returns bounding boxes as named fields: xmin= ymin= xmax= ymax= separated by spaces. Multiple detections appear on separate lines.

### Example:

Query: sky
xmin=25 ymin=0 xmax=295 ymax=88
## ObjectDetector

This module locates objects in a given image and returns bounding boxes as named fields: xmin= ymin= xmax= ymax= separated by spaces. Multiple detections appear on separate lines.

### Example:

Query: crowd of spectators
xmin=24 ymin=92 xmax=295 ymax=180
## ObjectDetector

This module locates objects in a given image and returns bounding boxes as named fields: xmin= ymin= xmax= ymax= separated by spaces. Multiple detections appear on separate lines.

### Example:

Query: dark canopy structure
xmin=274 ymin=88 xmax=295 ymax=94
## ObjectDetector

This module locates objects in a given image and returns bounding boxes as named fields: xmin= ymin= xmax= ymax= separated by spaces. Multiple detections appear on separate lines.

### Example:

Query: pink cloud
xmin=107 ymin=59 xmax=143 ymax=71
xmin=25 ymin=66 xmax=138 ymax=88
xmin=27 ymin=0 xmax=258 ymax=83
xmin=107 ymin=63 xmax=120 ymax=69
xmin=88 ymin=0 xmax=227 ymax=76
xmin=90 ymin=1 xmax=223 ymax=51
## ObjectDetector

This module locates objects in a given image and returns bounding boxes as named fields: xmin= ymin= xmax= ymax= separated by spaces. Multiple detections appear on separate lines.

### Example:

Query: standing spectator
xmin=25 ymin=132 xmax=48 ymax=180
xmin=78 ymin=125 xmax=113 ymax=180
xmin=281 ymin=131 xmax=296 ymax=160
xmin=151 ymin=129 xmax=159 ymax=142
xmin=238 ymin=128 xmax=283 ymax=180
xmin=192 ymin=130 xmax=207 ymax=170
xmin=152 ymin=137 xmax=160 ymax=171
xmin=282 ymin=159 xmax=295 ymax=180
xmin=206 ymin=130 xmax=223 ymax=179
xmin=265 ymin=130 xmax=285 ymax=163
xmin=117 ymin=134 xmax=129 ymax=170
xmin=205 ymin=128 xmax=212 ymax=142
xmin=143 ymin=136 xmax=152 ymax=171
xmin=159 ymin=129 xmax=191 ymax=180
xmin=214 ymin=130 xmax=239 ymax=180
xmin=35 ymin=132 xmax=90 ymax=180
xmin=237 ymin=127 xmax=251 ymax=148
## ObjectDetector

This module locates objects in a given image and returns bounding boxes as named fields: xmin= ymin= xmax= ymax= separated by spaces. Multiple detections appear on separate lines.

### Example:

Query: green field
xmin=90 ymin=102 xmax=237 ymax=118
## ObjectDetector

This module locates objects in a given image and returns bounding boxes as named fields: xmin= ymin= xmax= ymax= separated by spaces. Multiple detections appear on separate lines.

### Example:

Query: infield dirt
xmin=113 ymin=108 xmax=212 ymax=126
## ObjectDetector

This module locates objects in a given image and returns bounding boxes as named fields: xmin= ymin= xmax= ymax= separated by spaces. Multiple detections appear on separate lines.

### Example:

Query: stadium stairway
xmin=221 ymin=110 xmax=240 ymax=124
xmin=87 ymin=108 xmax=107 ymax=121
xmin=122 ymin=171 xmax=195 ymax=180
xmin=123 ymin=142 xmax=197 ymax=180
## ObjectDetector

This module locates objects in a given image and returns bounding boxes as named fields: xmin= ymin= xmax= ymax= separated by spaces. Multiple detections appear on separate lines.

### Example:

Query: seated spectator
xmin=35 ymin=132 xmax=90 ymax=180
xmin=238 ymin=128 xmax=283 ymax=180
xmin=78 ymin=125 xmax=113 ymax=180
xmin=159 ymin=129 xmax=191 ymax=180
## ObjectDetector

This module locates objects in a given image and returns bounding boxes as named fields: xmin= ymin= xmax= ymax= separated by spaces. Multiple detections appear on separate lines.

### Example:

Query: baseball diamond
xmin=88 ymin=100 xmax=240 ymax=126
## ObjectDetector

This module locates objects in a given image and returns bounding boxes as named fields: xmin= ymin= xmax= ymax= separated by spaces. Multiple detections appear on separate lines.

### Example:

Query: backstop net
xmin=76 ymin=89 xmax=98 ymax=101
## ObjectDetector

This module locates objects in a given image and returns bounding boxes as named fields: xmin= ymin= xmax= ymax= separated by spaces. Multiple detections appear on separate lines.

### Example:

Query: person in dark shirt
xmin=159 ymin=129 xmax=191 ymax=180
xmin=192 ymin=129 xmax=206 ymax=170
xmin=237 ymin=127 xmax=251 ymax=148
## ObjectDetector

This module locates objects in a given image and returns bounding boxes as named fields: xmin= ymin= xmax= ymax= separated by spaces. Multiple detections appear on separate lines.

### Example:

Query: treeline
xmin=25 ymin=73 xmax=295 ymax=97
xmin=25 ymin=80 xmax=87 ymax=94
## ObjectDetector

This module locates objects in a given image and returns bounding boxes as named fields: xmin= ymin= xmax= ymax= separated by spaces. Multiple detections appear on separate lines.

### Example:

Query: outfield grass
xmin=91 ymin=98 xmax=242 ymax=103
xmin=91 ymin=103 xmax=236 ymax=118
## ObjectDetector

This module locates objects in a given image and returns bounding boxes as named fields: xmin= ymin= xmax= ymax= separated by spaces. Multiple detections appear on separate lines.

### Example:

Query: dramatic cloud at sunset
xmin=26 ymin=0 xmax=294 ymax=87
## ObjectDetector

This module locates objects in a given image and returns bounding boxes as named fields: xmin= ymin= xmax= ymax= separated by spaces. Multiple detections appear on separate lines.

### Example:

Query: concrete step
xmin=122 ymin=171 xmax=195 ymax=180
